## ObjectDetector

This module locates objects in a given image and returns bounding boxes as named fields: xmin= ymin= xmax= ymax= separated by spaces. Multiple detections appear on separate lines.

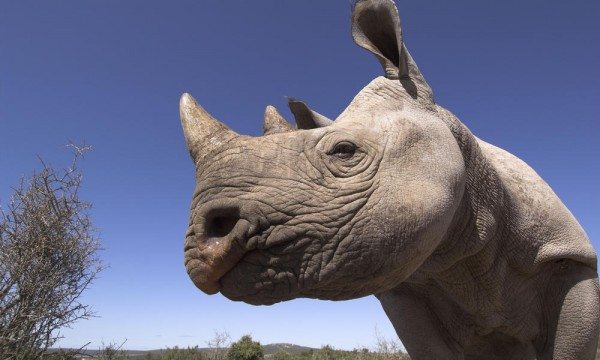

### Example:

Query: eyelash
xmin=329 ymin=141 xmax=357 ymax=159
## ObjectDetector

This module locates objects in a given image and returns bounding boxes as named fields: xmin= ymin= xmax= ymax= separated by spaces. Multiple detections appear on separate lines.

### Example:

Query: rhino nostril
xmin=205 ymin=207 xmax=241 ymax=238
xmin=208 ymin=216 xmax=238 ymax=238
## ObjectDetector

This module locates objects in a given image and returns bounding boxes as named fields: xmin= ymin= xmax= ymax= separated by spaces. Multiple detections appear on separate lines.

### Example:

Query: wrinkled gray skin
xmin=180 ymin=1 xmax=599 ymax=359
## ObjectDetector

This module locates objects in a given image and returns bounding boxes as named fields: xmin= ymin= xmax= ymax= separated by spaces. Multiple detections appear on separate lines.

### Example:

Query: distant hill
xmin=262 ymin=343 xmax=315 ymax=355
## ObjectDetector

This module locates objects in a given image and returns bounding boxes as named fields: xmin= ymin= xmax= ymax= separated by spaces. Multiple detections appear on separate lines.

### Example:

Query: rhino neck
xmin=390 ymin=106 xmax=518 ymax=337
xmin=414 ymin=106 xmax=507 ymax=275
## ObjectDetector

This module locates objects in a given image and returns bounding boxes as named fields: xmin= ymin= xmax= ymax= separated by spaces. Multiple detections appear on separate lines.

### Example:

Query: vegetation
xmin=38 ymin=331 xmax=600 ymax=359
xmin=206 ymin=331 xmax=230 ymax=360
xmin=95 ymin=340 xmax=129 ymax=360
xmin=270 ymin=345 xmax=410 ymax=360
xmin=227 ymin=335 xmax=263 ymax=360
xmin=151 ymin=346 xmax=204 ymax=360
xmin=49 ymin=333 xmax=411 ymax=360
xmin=0 ymin=145 xmax=102 ymax=360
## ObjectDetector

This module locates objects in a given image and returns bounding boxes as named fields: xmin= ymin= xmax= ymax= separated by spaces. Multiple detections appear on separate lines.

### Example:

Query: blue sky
xmin=1 ymin=0 xmax=599 ymax=351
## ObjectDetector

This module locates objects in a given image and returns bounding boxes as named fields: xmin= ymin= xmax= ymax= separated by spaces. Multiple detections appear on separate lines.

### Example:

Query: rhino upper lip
xmin=184 ymin=214 xmax=268 ymax=294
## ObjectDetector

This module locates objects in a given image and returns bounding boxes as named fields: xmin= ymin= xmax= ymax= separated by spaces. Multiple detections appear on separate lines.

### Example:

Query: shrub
xmin=0 ymin=145 xmax=102 ymax=359
xmin=227 ymin=335 xmax=263 ymax=360
xmin=161 ymin=346 xmax=204 ymax=360
xmin=206 ymin=330 xmax=230 ymax=360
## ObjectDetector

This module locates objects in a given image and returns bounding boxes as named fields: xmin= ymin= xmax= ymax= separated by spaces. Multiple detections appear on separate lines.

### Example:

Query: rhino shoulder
xmin=477 ymin=139 xmax=597 ymax=271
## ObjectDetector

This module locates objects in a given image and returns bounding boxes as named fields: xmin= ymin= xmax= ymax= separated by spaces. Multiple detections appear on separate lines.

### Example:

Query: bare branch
xmin=0 ymin=144 xmax=102 ymax=359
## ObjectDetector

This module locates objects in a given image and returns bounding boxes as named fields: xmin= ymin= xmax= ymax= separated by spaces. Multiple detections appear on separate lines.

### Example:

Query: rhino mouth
xmin=184 ymin=214 xmax=311 ymax=300
xmin=184 ymin=220 xmax=257 ymax=295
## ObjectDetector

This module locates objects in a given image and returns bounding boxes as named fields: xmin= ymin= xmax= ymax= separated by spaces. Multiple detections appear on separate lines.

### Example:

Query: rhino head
xmin=181 ymin=0 xmax=466 ymax=305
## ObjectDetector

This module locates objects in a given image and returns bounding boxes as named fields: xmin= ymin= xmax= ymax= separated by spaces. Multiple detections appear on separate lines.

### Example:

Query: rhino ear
xmin=287 ymin=98 xmax=333 ymax=129
xmin=351 ymin=0 xmax=407 ymax=79
xmin=351 ymin=0 xmax=434 ymax=101
xmin=263 ymin=105 xmax=294 ymax=135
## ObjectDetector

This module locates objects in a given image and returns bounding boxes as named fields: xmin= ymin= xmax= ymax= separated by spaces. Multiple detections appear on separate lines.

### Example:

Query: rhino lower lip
xmin=187 ymin=261 xmax=221 ymax=294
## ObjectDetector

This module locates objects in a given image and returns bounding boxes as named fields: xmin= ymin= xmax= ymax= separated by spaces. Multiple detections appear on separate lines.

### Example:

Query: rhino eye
xmin=329 ymin=141 xmax=357 ymax=159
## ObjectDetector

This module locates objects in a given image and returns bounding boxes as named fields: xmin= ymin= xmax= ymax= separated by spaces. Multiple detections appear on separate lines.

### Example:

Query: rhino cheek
xmin=378 ymin=152 xmax=465 ymax=278
xmin=328 ymin=118 xmax=467 ymax=287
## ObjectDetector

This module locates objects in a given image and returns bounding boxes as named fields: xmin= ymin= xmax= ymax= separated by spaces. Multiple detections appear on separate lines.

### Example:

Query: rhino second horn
xmin=287 ymin=98 xmax=334 ymax=129
xmin=179 ymin=93 xmax=237 ymax=161
xmin=263 ymin=105 xmax=294 ymax=135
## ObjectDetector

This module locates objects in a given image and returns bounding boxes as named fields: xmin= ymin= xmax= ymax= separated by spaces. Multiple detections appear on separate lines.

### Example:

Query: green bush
xmin=227 ymin=335 xmax=264 ymax=360
xmin=273 ymin=351 xmax=293 ymax=360
xmin=97 ymin=341 xmax=129 ymax=360
xmin=160 ymin=346 xmax=204 ymax=360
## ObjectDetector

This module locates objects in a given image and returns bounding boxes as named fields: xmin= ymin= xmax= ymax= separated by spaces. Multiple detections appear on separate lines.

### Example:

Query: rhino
xmin=179 ymin=1 xmax=599 ymax=358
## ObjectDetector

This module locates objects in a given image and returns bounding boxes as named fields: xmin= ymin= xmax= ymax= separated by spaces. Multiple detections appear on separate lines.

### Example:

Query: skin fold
xmin=179 ymin=1 xmax=599 ymax=359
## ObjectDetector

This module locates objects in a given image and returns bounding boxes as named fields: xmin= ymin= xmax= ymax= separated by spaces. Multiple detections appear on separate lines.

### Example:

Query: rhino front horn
xmin=179 ymin=93 xmax=237 ymax=161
